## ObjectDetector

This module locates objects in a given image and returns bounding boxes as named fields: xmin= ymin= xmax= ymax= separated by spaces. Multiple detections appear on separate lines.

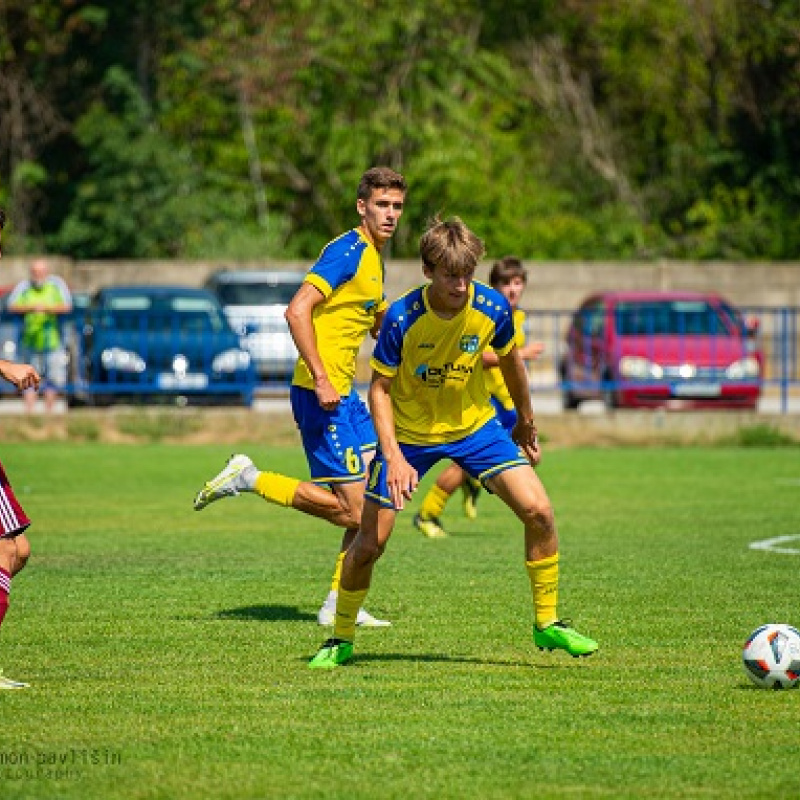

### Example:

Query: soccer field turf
xmin=0 ymin=442 xmax=798 ymax=799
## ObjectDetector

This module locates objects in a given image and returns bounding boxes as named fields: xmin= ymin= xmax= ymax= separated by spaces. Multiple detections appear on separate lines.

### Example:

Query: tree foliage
xmin=1 ymin=0 xmax=799 ymax=260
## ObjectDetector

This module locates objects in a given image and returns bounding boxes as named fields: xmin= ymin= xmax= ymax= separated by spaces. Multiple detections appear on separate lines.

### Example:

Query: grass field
xmin=0 ymin=441 xmax=799 ymax=799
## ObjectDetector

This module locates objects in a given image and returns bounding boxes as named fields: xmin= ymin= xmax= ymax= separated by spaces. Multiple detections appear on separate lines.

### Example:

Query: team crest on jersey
xmin=460 ymin=335 xmax=479 ymax=353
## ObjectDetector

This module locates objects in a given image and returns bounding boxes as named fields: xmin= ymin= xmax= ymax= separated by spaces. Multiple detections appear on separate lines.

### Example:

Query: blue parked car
xmin=74 ymin=285 xmax=256 ymax=406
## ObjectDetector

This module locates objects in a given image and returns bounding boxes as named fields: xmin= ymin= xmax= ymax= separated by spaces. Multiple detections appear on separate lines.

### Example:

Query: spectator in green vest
xmin=8 ymin=259 xmax=73 ymax=413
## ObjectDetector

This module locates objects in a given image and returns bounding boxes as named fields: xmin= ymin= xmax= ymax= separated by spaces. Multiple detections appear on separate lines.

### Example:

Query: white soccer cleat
xmin=193 ymin=454 xmax=256 ymax=511
xmin=356 ymin=608 xmax=392 ymax=628
xmin=0 ymin=671 xmax=29 ymax=689
xmin=317 ymin=604 xmax=336 ymax=626
xmin=317 ymin=603 xmax=391 ymax=628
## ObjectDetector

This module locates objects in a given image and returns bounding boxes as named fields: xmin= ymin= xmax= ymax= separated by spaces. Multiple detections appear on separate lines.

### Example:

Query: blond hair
xmin=419 ymin=216 xmax=485 ymax=276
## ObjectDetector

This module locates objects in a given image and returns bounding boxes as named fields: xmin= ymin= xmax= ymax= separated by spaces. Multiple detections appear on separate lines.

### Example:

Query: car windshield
xmin=615 ymin=301 xmax=732 ymax=337
xmin=215 ymin=280 xmax=303 ymax=306
xmin=101 ymin=295 xmax=227 ymax=334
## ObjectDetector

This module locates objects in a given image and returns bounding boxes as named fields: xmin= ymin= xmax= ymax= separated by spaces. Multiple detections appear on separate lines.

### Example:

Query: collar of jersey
xmin=422 ymin=282 xmax=473 ymax=322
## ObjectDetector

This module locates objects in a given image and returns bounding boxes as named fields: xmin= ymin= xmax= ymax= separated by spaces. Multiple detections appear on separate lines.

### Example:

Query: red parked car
xmin=559 ymin=291 xmax=762 ymax=410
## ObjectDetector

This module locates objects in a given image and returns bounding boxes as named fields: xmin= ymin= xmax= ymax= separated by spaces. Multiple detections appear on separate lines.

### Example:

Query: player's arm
xmin=285 ymin=282 xmax=339 ymax=409
xmin=368 ymin=371 xmax=418 ymax=509
xmin=497 ymin=347 xmax=541 ymax=466
xmin=370 ymin=308 xmax=386 ymax=340
xmin=518 ymin=341 xmax=545 ymax=360
xmin=0 ymin=359 xmax=40 ymax=391
xmin=481 ymin=341 xmax=543 ymax=368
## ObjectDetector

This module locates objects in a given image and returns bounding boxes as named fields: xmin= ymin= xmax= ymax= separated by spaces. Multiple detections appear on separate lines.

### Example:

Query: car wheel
xmin=602 ymin=371 xmax=619 ymax=410
xmin=562 ymin=389 xmax=580 ymax=411
xmin=559 ymin=359 xmax=580 ymax=410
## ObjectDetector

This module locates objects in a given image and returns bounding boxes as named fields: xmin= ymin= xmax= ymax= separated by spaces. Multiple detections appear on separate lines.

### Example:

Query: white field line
xmin=749 ymin=534 xmax=800 ymax=555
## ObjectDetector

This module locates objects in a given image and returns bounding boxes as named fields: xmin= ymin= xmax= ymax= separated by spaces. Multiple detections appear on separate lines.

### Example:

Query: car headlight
xmin=726 ymin=357 xmax=760 ymax=379
xmin=101 ymin=347 xmax=146 ymax=373
xmin=212 ymin=349 xmax=251 ymax=373
xmin=618 ymin=356 xmax=664 ymax=380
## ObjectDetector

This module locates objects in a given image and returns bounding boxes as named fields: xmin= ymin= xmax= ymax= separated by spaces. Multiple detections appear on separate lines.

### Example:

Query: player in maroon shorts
xmin=0 ymin=207 xmax=42 ymax=688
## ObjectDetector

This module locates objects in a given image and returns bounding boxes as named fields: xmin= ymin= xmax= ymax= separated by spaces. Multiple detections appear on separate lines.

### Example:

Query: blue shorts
xmin=18 ymin=347 xmax=67 ymax=390
xmin=365 ymin=416 xmax=529 ymax=509
xmin=290 ymin=385 xmax=377 ymax=486
xmin=491 ymin=396 xmax=517 ymax=431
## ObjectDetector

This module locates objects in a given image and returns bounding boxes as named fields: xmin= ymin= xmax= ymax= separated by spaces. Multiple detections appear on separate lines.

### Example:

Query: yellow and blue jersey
xmin=483 ymin=308 xmax=526 ymax=411
xmin=371 ymin=281 xmax=516 ymax=445
xmin=292 ymin=228 xmax=388 ymax=396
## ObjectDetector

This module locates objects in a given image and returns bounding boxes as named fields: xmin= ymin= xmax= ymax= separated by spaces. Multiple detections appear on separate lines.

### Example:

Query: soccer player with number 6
xmin=193 ymin=168 xmax=407 ymax=628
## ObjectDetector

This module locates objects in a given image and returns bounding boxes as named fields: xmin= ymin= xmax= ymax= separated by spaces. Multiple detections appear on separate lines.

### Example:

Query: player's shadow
xmin=299 ymin=652 xmax=572 ymax=669
xmin=216 ymin=604 xmax=316 ymax=623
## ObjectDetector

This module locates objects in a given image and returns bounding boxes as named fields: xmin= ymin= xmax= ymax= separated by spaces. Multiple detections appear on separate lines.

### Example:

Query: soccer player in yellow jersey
xmin=414 ymin=256 xmax=544 ymax=538
xmin=309 ymin=217 xmax=598 ymax=668
xmin=194 ymin=167 xmax=407 ymax=628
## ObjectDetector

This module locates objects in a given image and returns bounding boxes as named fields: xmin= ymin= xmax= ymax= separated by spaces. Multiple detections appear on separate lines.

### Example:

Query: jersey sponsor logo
xmin=414 ymin=361 xmax=474 ymax=388
xmin=460 ymin=335 xmax=479 ymax=353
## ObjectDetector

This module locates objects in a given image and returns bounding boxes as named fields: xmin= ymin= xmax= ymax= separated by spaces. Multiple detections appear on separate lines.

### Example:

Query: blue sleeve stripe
xmin=472 ymin=283 xmax=515 ymax=350
xmin=373 ymin=286 xmax=426 ymax=369
xmin=309 ymin=230 xmax=366 ymax=292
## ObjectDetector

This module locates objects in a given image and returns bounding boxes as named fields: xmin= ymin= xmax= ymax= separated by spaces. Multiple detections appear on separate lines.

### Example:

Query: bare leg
xmin=290 ymin=480 xmax=363 ymax=530
xmin=341 ymin=500 xmax=397 ymax=592
xmin=0 ymin=537 xmax=17 ymax=576
xmin=44 ymin=387 xmax=57 ymax=413
xmin=435 ymin=462 xmax=466 ymax=495
xmin=486 ymin=464 xmax=557 ymax=561
xmin=23 ymin=389 xmax=36 ymax=413
xmin=10 ymin=534 xmax=30 ymax=576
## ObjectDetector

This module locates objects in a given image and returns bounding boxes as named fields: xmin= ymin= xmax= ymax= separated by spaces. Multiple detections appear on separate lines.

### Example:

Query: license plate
xmin=157 ymin=373 xmax=208 ymax=390
xmin=672 ymin=382 xmax=721 ymax=398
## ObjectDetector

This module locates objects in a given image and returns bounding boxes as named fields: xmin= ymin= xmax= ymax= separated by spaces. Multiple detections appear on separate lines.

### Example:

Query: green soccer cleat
xmin=0 ymin=671 xmax=29 ymax=689
xmin=534 ymin=620 xmax=598 ymax=658
xmin=308 ymin=638 xmax=354 ymax=669
xmin=413 ymin=512 xmax=447 ymax=539
xmin=193 ymin=454 xmax=256 ymax=510
xmin=461 ymin=477 xmax=482 ymax=520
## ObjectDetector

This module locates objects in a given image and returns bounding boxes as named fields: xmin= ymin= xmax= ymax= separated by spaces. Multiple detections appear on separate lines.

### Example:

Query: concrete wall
xmin=3 ymin=256 xmax=800 ymax=311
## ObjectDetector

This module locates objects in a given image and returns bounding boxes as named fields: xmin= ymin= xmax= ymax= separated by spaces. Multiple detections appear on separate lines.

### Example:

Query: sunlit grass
xmin=1 ymin=443 xmax=798 ymax=799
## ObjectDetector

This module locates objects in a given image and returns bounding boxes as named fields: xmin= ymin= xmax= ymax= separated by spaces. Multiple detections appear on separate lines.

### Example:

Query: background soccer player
xmin=310 ymin=216 xmax=597 ymax=668
xmin=194 ymin=167 xmax=407 ymax=628
xmin=414 ymin=255 xmax=544 ymax=538
xmin=0 ymin=208 xmax=42 ymax=689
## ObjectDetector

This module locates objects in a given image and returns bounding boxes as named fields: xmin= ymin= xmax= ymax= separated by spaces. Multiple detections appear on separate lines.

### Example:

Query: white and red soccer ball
xmin=742 ymin=623 xmax=800 ymax=690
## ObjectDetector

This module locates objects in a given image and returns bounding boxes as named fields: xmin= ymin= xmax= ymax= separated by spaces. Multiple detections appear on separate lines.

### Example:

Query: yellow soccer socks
xmin=526 ymin=553 xmax=559 ymax=630
xmin=329 ymin=551 xmax=345 ymax=592
xmin=419 ymin=484 xmax=450 ymax=520
xmin=333 ymin=587 xmax=368 ymax=642
xmin=253 ymin=472 xmax=300 ymax=508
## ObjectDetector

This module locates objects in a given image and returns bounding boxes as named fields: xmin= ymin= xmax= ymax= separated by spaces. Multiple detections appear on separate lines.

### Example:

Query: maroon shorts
xmin=0 ymin=459 xmax=30 ymax=538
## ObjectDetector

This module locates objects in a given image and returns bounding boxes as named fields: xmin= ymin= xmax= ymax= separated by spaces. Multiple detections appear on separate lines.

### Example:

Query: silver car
xmin=204 ymin=270 xmax=305 ymax=381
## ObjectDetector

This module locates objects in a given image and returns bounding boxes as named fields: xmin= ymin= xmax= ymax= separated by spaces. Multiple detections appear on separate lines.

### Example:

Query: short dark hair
xmin=489 ymin=256 xmax=527 ymax=288
xmin=357 ymin=167 xmax=407 ymax=201
xmin=0 ymin=208 xmax=5 ymax=230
